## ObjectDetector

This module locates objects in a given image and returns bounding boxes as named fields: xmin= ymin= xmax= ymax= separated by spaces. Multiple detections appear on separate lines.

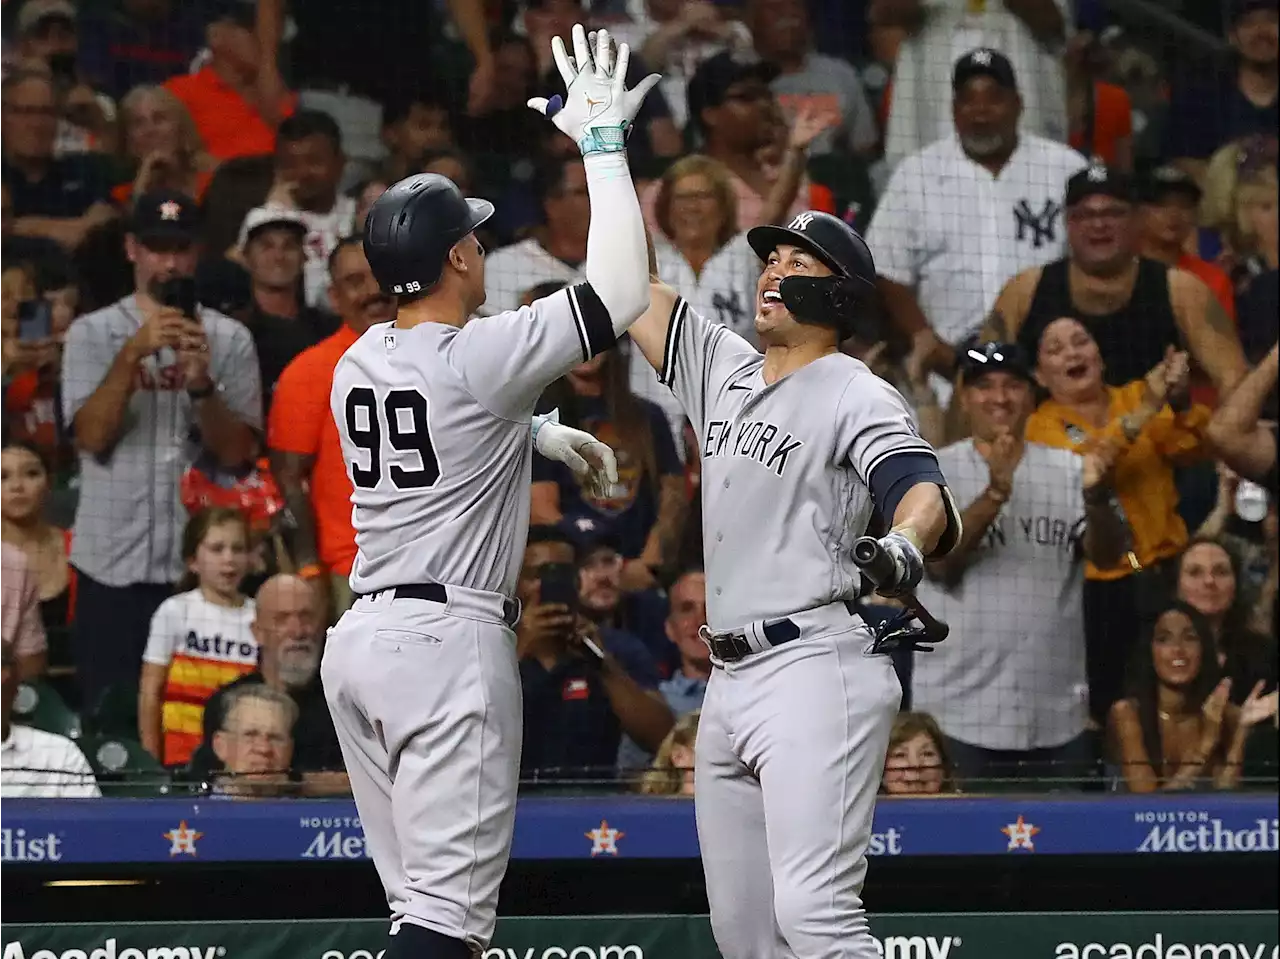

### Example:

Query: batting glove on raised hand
xmin=873 ymin=531 xmax=925 ymax=598
xmin=527 ymin=24 xmax=660 ymax=157
xmin=533 ymin=410 xmax=620 ymax=499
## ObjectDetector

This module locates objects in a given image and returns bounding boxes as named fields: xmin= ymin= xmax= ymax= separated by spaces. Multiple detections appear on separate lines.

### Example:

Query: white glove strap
xmin=531 ymin=408 xmax=561 ymax=446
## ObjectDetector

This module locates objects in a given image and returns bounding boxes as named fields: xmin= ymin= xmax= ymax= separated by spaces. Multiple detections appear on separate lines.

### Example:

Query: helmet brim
xmin=465 ymin=197 xmax=495 ymax=237
xmin=746 ymin=224 xmax=847 ymax=279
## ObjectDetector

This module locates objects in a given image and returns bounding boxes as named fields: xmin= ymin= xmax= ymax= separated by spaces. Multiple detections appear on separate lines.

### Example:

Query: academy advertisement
xmin=3 ymin=913 xmax=1277 ymax=959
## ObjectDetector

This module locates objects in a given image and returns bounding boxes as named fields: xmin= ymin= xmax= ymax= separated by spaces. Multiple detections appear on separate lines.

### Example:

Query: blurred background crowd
xmin=0 ymin=0 xmax=1277 ymax=802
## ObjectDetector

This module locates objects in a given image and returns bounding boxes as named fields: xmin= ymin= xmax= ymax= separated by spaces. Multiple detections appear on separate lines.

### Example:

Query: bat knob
xmin=852 ymin=537 xmax=879 ymax=565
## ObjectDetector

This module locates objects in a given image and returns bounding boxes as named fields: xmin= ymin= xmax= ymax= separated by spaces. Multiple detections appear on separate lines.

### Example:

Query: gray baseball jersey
xmin=912 ymin=440 xmax=1090 ymax=751
xmin=330 ymin=284 xmax=615 ymax=597
xmin=660 ymin=296 xmax=934 ymax=630
xmin=61 ymin=296 xmax=262 ymax=586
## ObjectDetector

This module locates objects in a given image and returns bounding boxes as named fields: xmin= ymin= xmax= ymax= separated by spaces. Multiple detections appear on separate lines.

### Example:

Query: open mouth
xmin=1171 ymin=658 xmax=1188 ymax=668
xmin=1065 ymin=362 xmax=1088 ymax=379
xmin=760 ymin=289 xmax=783 ymax=310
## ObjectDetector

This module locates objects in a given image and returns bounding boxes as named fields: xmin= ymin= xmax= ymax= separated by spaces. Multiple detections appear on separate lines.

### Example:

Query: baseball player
xmin=626 ymin=212 xmax=962 ymax=958
xmin=321 ymin=27 xmax=659 ymax=959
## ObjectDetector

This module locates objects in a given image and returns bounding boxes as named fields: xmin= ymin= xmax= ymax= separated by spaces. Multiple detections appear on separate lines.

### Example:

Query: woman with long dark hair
xmin=1108 ymin=600 xmax=1275 ymax=792
xmin=531 ymin=347 xmax=685 ymax=593
xmin=1173 ymin=537 xmax=1277 ymax=704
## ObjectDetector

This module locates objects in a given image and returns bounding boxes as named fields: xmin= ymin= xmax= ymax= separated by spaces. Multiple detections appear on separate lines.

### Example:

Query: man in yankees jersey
xmin=321 ymin=27 xmax=659 ymax=959
xmin=627 ymin=209 xmax=962 ymax=959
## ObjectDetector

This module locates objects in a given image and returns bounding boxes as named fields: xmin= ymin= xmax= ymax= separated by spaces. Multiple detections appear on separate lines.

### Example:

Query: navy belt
xmin=359 ymin=582 xmax=521 ymax=628
xmin=705 ymin=618 xmax=801 ymax=663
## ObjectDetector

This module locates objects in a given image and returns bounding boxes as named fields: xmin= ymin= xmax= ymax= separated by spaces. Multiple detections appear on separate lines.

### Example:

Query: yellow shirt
xmin=1025 ymin=381 xmax=1210 ymax=581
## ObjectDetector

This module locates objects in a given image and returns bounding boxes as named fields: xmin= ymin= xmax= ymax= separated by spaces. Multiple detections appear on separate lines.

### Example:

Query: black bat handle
xmin=852 ymin=536 xmax=896 ymax=586
xmin=852 ymin=536 xmax=951 ymax=643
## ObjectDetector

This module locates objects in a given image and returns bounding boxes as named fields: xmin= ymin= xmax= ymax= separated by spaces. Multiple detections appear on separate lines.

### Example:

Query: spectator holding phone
xmin=2 ymin=260 xmax=78 ymax=479
xmin=60 ymin=190 xmax=261 ymax=709
xmin=516 ymin=526 xmax=675 ymax=783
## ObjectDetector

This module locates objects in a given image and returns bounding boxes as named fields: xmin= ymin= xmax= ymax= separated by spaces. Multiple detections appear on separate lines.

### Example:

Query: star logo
xmin=1087 ymin=165 xmax=1108 ymax=183
xmin=163 ymin=821 xmax=203 ymax=857
xmin=970 ymin=49 xmax=993 ymax=66
xmin=585 ymin=819 xmax=625 ymax=856
xmin=158 ymin=201 xmax=182 ymax=221
xmin=1001 ymin=815 xmax=1040 ymax=851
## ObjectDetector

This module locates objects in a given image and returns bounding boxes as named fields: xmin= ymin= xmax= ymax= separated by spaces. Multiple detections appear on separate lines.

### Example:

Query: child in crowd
xmin=138 ymin=508 xmax=258 ymax=767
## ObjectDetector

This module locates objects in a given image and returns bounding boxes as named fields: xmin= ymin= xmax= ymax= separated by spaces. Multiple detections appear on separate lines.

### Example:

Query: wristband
xmin=296 ymin=563 xmax=324 ymax=580
xmin=187 ymin=381 xmax=216 ymax=400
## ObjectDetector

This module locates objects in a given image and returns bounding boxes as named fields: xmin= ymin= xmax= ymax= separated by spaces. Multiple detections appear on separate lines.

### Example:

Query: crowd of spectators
xmin=1 ymin=0 xmax=1277 ymax=800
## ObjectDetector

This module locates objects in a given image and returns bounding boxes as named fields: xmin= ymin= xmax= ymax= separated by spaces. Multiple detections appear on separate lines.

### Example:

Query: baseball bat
xmin=852 ymin=536 xmax=950 ymax=643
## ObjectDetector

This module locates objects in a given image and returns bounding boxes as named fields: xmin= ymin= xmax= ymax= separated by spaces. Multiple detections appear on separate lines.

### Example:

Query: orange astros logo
xmin=1001 ymin=815 xmax=1040 ymax=851
xmin=164 ymin=821 xmax=203 ymax=857
xmin=586 ymin=820 xmax=624 ymax=856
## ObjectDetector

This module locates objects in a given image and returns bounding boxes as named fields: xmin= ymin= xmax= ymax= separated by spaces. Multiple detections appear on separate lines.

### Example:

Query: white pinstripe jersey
xmin=330 ymin=285 xmax=615 ymax=598
xmin=660 ymin=297 xmax=936 ymax=629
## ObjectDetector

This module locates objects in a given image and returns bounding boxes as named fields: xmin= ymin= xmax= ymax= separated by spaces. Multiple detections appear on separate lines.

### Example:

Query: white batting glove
xmin=533 ymin=411 xmax=620 ymax=499
xmin=527 ymin=24 xmax=660 ymax=157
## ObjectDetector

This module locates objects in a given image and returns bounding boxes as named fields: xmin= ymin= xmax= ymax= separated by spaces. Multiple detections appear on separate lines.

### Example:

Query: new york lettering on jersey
xmin=659 ymin=297 xmax=932 ymax=629
xmin=913 ymin=441 xmax=1089 ymax=751
xmin=330 ymin=285 xmax=615 ymax=598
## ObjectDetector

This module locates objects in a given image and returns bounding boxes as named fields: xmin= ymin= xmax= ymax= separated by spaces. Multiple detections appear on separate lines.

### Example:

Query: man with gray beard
xmin=867 ymin=48 xmax=1087 ymax=390
xmin=186 ymin=575 xmax=348 ymax=795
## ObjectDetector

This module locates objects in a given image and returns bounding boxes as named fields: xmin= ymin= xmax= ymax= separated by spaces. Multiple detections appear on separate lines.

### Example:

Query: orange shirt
xmin=267 ymin=324 xmax=359 ymax=577
xmin=111 ymin=169 xmax=214 ymax=208
xmin=1026 ymin=380 xmax=1210 ymax=581
xmin=164 ymin=66 xmax=296 ymax=161
xmin=1068 ymin=82 xmax=1132 ymax=167
xmin=1176 ymin=253 xmax=1236 ymax=408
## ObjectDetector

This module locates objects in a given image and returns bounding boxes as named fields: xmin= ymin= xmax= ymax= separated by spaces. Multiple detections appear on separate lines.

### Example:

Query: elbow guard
xmin=868 ymin=453 xmax=963 ymax=557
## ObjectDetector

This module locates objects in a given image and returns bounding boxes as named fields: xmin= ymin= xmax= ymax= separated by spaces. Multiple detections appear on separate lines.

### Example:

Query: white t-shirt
xmin=867 ymin=133 xmax=1087 ymax=346
xmin=481 ymin=238 xmax=584 ymax=318
xmin=257 ymin=196 xmax=357 ymax=311
xmin=1 ymin=725 xmax=101 ymax=798
xmin=143 ymin=590 xmax=258 ymax=671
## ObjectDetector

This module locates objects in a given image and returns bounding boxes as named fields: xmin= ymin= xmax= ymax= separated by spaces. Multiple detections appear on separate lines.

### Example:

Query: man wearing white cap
xmin=237 ymin=206 xmax=340 ymax=406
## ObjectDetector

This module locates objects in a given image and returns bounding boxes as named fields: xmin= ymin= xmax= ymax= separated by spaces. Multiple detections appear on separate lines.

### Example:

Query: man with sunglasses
xmin=913 ymin=342 xmax=1126 ymax=785
xmin=984 ymin=164 xmax=1247 ymax=399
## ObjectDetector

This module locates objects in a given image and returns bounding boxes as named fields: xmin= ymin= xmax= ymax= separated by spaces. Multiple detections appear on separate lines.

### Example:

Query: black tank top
xmin=1018 ymin=258 xmax=1181 ymax=387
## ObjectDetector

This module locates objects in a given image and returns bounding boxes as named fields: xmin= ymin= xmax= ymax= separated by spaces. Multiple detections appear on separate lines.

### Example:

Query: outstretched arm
xmin=528 ymin=26 xmax=659 ymax=338
xmin=1207 ymin=342 xmax=1277 ymax=482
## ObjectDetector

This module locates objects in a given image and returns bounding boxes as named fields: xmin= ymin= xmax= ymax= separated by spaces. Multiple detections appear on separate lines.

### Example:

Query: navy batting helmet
xmin=363 ymin=174 xmax=494 ymax=299
xmin=747 ymin=212 xmax=876 ymax=337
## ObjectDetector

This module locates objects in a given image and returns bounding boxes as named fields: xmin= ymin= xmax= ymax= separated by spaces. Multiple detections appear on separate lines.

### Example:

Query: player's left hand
xmin=873 ymin=530 xmax=925 ymax=598
xmin=527 ymin=24 xmax=660 ymax=156
xmin=535 ymin=419 xmax=620 ymax=499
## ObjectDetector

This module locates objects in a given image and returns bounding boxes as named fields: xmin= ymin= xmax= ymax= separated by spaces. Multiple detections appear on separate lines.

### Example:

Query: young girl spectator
xmin=1109 ymin=600 xmax=1275 ymax=792
xmin=532 ymin=350 xmax=685 ymax=593
xmin=0 ymin=441 xmax=73 ymax=633
xmin=638 ymin=709 xmax=700 ymax=797
xmin=1173 ymin=537 xmax=1277 ymax=704
xmin=138 ymin=509 xmax=258 ymax=768
xmin=882 ymin=712 xmax=957 ymax=796
xmin=1025 ymin=317 xmax=1211 ymax=722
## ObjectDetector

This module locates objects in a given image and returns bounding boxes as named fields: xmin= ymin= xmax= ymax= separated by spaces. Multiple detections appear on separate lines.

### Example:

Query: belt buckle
xmin=701 ymin=626 xmax=750 ymax=663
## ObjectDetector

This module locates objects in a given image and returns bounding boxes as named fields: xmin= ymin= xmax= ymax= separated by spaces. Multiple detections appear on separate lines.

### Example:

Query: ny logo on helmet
xmin=788 ymin=212 xmax=815 ymax=231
